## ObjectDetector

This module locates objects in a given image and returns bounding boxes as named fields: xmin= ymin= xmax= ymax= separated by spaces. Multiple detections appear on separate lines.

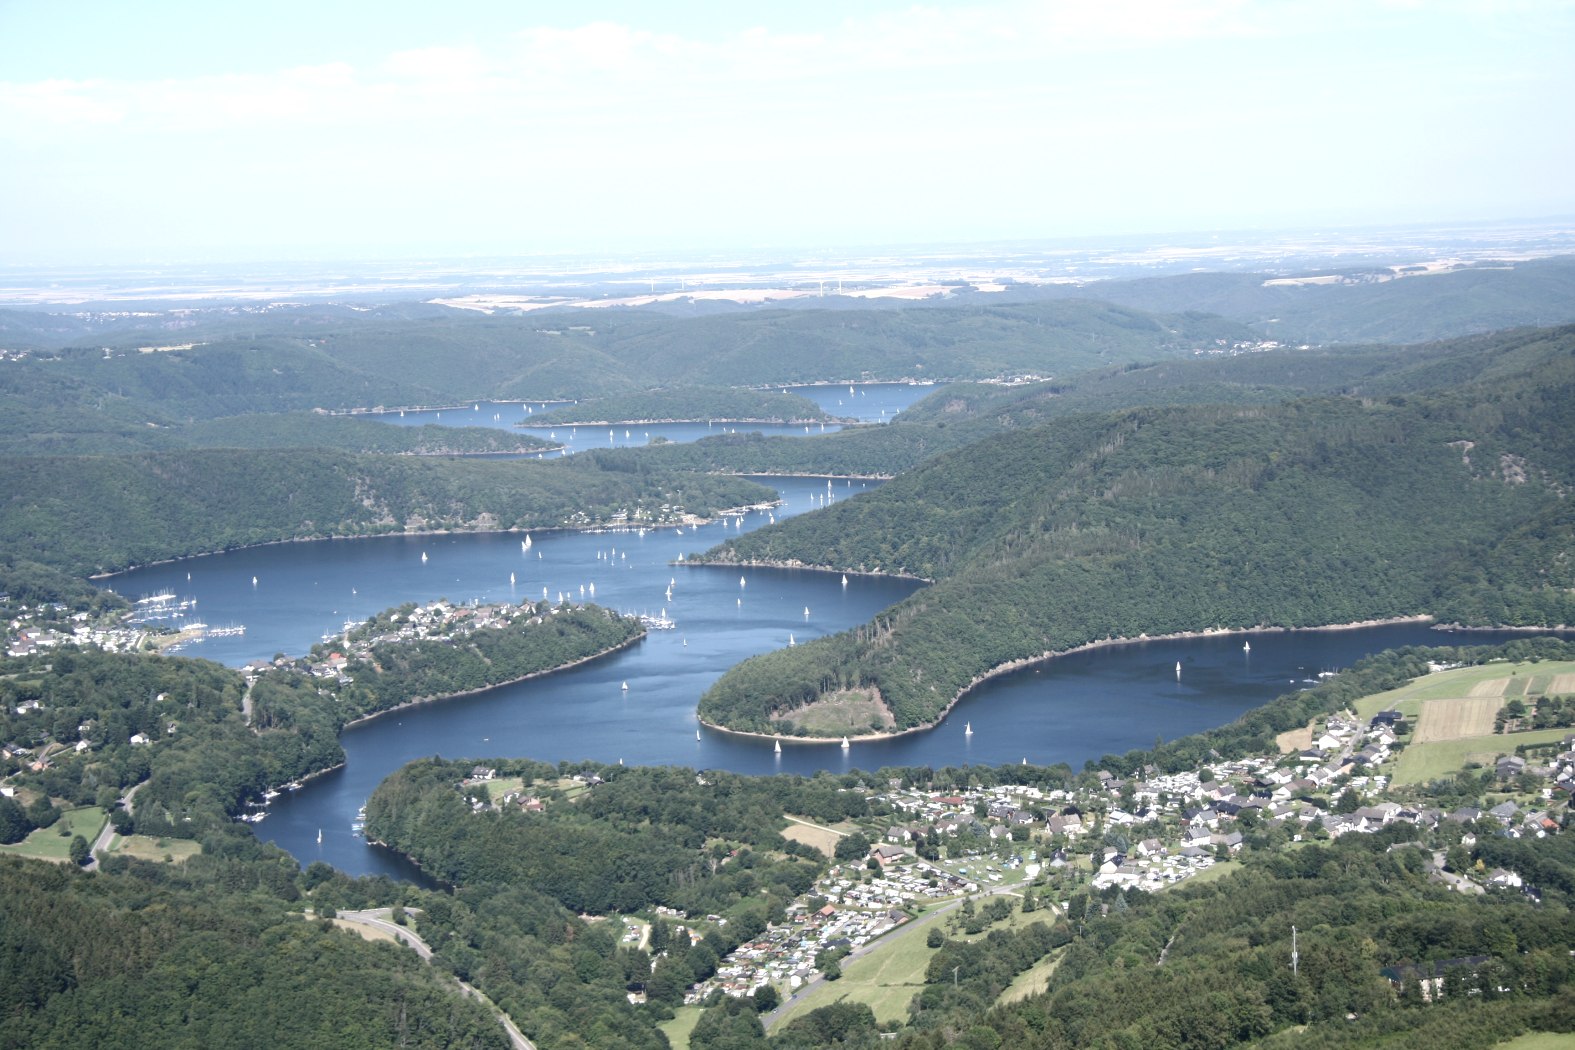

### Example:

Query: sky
xmin=2 ymin=0 xmax=1572 ymax=265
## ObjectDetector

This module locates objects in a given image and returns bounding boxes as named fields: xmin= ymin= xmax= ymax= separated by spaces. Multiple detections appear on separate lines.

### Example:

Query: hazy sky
xmin=3 ymin=0 xmax=1572 ymax=264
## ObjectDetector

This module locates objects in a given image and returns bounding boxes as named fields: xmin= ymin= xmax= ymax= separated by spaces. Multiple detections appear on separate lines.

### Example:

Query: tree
xmin=751 ymin=982 xmax=779 ymax=1012
xmin=927 ymin=927 xmax=946 ymax=948
xmin=69 ymin=834 xmax=90 ymax=866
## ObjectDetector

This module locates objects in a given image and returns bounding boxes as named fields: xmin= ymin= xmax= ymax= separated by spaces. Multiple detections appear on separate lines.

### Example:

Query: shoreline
xmin=516 ymin=416 xmax=850 ymax=428
xmin=704 ymin=615 xmax=1445 ymax=746
xmin=90 ymin=499 xmax=779 ymax=580
xmin=340 ymin=631 xmax=647 ymax=730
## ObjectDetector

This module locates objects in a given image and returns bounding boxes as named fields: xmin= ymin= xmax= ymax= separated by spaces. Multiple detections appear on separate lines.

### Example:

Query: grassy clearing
xmin=482 ymin=776 xmax=526 ymax=802
xmin=1174 ymin=859 xmax=1242 ymax=888
xmin=1392 ymin=727 xmax=1573 ymax=785
xmin=775 ymin=688 xmax=894 ymax=736
xmin=106 ymin=833 xmax=202 ymax=863
xmin=1275 ymin=721 xmax=1315 ymax=754
xmin=0 ymin=806 xmax=106 ymax=863
xmin=999 ymin=947 xmax=1063 ymax=1005
xmin=333 ymin=918 xmax=398 ymax=944
xmin=1492 ymin=1034 xmax=1575 ymax=1050
xmin=658 ymin=1006 xmax=703 ymax=1050
xmin=781 ymin=816 xmax=844 ymax=857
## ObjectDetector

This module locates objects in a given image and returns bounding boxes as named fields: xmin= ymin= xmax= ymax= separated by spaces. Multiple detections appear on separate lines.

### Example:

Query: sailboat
xmin=840 ymin=736 xmax=850 ymax=750
xmin=316 ymin=828 xmax=322 ymax=845
xmin=696 ymin=729 xmax=701 ymax=741
xmin=1243 ymin=640 xmax=1251 ymax=652
xmin=789 ymin=634 xmax=795 ymax=647
xmin=510 ymin=572 xmax=516 ymax=584
xmin=421 ymin=552 xmax=428 ymax=563
xmin=739 ymin=576 xmax=746 ymax=589
xmin=621 ymin=681 xmax=628 ymax=691
xmin=1175 ymin=661 xmax=1182 ymax=676
xmin=965 ymin=721 xmax=973 ymax=736
xmin=774 ymin=739 xmax=781 ymax=754
xmin=841 ymin=574 xmax=849 ymax=588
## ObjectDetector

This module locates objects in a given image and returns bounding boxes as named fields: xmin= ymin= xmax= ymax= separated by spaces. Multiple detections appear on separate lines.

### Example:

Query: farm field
xmin=1391 ymin=727 xmax=1571 ymax=786
xmin=1353 ymin=660 xmax=1575 ymax=723
xmin=104 ymin=833 xmax=202 ymax=863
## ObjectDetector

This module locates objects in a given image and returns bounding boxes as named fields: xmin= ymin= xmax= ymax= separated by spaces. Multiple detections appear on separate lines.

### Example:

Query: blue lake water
xmin=359 ymin=383 xmax=934 ymax=455
xmin=97 ymin=382 xmax=1561 ymax=878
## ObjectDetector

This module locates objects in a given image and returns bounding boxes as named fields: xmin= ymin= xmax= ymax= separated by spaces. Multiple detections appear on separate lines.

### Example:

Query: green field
xmin=658 ymin=1006 xmax=703 ymax=1049
xmin=1353 ymin=660 xmax=1575 ymax=721
xmin=1492 ymin=1034 xmax=1575 ymax=1050
xmin=1391 ymin=727 xmax=1573 ymax=785
xmin=104 ymin=833 xmax=202 ymax=863
xmin=0 ymin=806 xmax=106 ymax=863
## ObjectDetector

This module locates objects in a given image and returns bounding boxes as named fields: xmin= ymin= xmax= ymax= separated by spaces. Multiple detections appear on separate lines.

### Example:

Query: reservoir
xmin=99 ymin=382 xmax=1561 ymax=877
xmin=362 ymin=383 xmax=931 ymax=453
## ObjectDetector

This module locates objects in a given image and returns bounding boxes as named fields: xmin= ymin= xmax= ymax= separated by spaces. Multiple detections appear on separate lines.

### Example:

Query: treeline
xmin=598 ymin=323 xmax=1575 ymax=482
xmin=1 ymin=300 xmax=1256 ymax=418
xmin=697 ymin=338 xmax=1575 ymax=736
xmin=0 ymin=448 xmax=773 ymax=574
xmin=0 ymin=853 xmax=509 ymax=1049
xmin=0 ymin=403 xmax=556 ymax=457
xmin=528 ymin=386 xmax=836 ymax=424
xmin=366 ymin=758 xmax=854 ymax=916
xmin=319 ymin=603 xmax=644 ymax=720
xmin=891 ymin=833 xmax=1575 ymax=1049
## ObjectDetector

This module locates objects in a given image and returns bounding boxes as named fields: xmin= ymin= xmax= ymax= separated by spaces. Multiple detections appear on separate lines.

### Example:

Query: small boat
xmin=788 ymin=634 xmax=795 ymax=646
xmin=1243 ymin=640 xmax=1251 ymax=652
xmin=316 ymin=829 xmax=322 ymax=845
xmin=696 ymin=729 xmax=701 ymax=741
xmin=1175 ymin=661 xmax=1182 ymax=676
xmin=421 ymin=552 xmax=428 ymax=563
xmin=510 ymin=572 xmax=516 ymax=584
xmin=739 ymin=576 xmax=746 ymax=589
xmin=965 ymin=722 xmax=973 ymax=736
xmin=841 ymin=575 xmax=849 ymax=588
xmin=804 ymin=606 xmax=810 ymax=619
xmin=774 ymin=739 xmax=781 ymax=753
xmin=252 ymin=576 xmax=258 ymax=586
xmin=840 ymin=736 xmax=850 ymax=750
xmin=621 ymin=681 xmax=628 ymax=691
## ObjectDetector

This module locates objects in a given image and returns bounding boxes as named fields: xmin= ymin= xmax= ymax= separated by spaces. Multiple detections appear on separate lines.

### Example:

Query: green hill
xmin=694 ymin=331 xmax=1575 ymax=737
xmin=0 ymin=450 xmax=772 ymax=575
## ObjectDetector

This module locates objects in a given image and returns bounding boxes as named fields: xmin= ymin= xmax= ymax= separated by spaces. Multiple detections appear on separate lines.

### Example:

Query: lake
xmin=359 ymin=383 xmax=934 ymax=455
xmin=97 ymin=381 xmax=1558 ymax=878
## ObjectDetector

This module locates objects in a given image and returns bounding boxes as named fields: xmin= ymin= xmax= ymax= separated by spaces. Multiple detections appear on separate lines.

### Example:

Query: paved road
xmin=86 ymin=781 xmax=143 ymax=871
xmin=338 ymin=908 xmax=535 ymax=1050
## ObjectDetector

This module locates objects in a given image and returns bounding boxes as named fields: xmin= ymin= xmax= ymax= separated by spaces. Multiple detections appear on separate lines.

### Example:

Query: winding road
xmin=337 ymin=908 xmax=535 ymax=1050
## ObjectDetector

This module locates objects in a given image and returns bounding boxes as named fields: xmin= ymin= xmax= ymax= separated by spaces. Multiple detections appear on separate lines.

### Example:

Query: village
xmin=630 ymin=661 xmax=1575 ymax=1009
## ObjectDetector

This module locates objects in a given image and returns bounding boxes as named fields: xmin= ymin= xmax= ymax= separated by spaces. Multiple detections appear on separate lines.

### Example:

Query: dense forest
xmin=0 ymin=854 xmax=508 ymax=1049
xmin=0 ymin=300 xmax=1254 ymax=417
xmin=583 ymin=324 xmax=1575 ymax=481
xmin=527 ymin=387 xmax=838 ymax=425
xmin=0 ymin=449 xmax=772 ymax=574
xmin=696 ymin=333 xmax=1575 ymax=736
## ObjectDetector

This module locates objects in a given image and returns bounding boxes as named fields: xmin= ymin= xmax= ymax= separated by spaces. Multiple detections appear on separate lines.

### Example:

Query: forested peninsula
xmin=0 ymin=449 xmax=773 ymax=575
xmin=524 ymin=387 xmax=839 ymax=425
xmin=695 ymin=331 xmax=1575 ymax=738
